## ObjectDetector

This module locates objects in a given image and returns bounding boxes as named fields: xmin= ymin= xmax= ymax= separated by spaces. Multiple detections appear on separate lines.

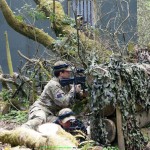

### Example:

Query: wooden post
xmin=4 ymin=31 xmax=13 ymax=76
xmin=116 ymin=105 xmax=125 ymax=150
xmin=53 ymin=0 xmax=56 ymax=28
xmin=67 ymin=0 xmax=71 ymax=16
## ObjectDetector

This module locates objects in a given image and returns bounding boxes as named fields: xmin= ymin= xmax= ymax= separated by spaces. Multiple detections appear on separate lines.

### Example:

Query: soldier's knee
xmin=22 ymin=117 xmax=44 ymax=130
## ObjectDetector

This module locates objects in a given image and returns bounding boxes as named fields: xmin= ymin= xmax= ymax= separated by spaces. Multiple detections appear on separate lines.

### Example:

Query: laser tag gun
xmin=59 ymin=68 xmax=86 ymax=90
xmin=59 ymin=68 xmax=88 ymax=98
xmin=60 ymin=76 xmax=86 ymax=88
xmin=65 ymin=119 xmax=87 ymax=142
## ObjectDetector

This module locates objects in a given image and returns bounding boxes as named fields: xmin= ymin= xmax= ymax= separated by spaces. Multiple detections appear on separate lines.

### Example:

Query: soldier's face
xmin=61 ymin=120 xmax=71 ymax=128
xmin=60 ymin=70 xmax=71 ymax=78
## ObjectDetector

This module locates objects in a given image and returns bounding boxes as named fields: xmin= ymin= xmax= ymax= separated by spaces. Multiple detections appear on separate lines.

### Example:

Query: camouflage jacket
xmin=32 ymin=77 xmax=75 ymax=115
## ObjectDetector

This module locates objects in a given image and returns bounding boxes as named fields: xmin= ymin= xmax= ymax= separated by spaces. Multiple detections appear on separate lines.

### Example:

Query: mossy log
xmin=0 ymin=123 xmax=78 ymax=149
xmin=0 ymin=0 xmax=55 ymax=50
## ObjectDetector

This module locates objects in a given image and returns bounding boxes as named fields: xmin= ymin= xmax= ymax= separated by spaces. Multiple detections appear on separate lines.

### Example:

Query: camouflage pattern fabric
xmin=22 ymin=77 xmax=75 ymax=129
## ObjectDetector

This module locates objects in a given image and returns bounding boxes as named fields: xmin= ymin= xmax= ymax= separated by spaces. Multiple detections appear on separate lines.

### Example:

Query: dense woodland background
xmin=0 ymin=0 xmax=150 ymax=150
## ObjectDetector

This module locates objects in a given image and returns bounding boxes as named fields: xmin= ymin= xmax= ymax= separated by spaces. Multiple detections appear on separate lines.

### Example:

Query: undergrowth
xmin=0 ymin=110 xmax=28 ymax=124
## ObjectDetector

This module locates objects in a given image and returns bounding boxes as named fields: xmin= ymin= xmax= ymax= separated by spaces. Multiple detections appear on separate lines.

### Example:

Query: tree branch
xmin=0 ymin=0 xmax=111 ymax=63
xmin=0 ymin=0 xmax=55 ymax=49
xmin=34 ymin=0 xmax=110 ymax=54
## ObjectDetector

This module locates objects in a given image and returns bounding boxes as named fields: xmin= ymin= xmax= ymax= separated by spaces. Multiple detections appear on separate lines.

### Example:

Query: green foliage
xmin=15 ymin=3 xmax=46 ymax=23
xmin=89 ymin=58 xmax=149 ymax=149
xmin=48 ymin=12 xmax=55 ymax=23
xmin=80 ymin=141 xmax=94 ymax=150
xmin=0 ymin=89 xmax=12 ymax=101
xmin=0 ymin=110 xmax=28 ymax=124
xmin=103 ymin=146 xmax=119 ymax=150
xmin=62 ymin=15 xmax=75 ymax=27
xmin=15 ymin=15 xmax=24 ymax=22
xmin=53 ymin=33 xmax=78 ymax=57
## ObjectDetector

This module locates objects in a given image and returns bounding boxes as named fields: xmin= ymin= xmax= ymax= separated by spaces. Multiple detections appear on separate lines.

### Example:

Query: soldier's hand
xmin=70 ymin=84 xmax=82 ymax=93
xmin=82 ymin=89 xmax=88 ymax=98
xmin=75 ymin=84 xmax=82 ymax=93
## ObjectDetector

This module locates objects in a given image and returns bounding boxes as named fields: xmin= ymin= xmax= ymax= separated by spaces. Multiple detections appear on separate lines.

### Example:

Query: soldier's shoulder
xmin=47 ymin=78 xmax=60 ymax=87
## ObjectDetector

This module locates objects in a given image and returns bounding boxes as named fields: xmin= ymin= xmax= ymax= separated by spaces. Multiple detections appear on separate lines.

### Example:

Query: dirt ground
xmin=0 ymin=120 xmax=20 ymax=130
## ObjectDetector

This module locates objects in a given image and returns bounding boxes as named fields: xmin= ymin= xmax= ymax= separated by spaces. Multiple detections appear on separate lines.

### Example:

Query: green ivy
xmin=89 ymin=58 xmax=149 ymax=149
xmin=14 ymin=4 xmax=46 ymax=22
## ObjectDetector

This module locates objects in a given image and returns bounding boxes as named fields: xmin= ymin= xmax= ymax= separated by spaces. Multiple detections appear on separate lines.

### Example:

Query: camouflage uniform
xmin=23 ymin=77 xmax=75 ymax=129
xmin=54 ymin=108 xmax=87 ymax=142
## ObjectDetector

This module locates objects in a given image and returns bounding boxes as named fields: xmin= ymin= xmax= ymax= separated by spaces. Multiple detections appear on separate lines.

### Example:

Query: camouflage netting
xmin=89 ymin=58 xmax=150 ymax=149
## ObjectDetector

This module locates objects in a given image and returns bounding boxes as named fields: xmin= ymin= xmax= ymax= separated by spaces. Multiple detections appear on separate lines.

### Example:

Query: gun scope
xmin=76 ymin=68 xmax=84 ymax=73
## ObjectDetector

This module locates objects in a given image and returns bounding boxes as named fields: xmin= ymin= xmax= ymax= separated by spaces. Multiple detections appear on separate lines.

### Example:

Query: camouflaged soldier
xmin=54 ymin=108 xmax=87 ymax=142
xmin=54 ymin=108 xmax=87 ymax=134
xmin=22 ymin=61 xmax=82 ymax=129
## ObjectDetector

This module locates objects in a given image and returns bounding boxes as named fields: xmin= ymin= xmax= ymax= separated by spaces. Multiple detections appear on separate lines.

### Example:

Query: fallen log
xmin=0 ymin=123 xmax=78 ymax=149
xmin=100 ymin=104 xmax=115 ymax=117
xmin=136 ymin=109 xmax=150 ymax=128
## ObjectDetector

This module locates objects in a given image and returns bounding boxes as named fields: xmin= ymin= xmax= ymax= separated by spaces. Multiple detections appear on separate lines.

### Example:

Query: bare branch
xmin=18 ymin=50 xmax=34 ymax=63
xmin=18 ymin=50 xmax=51 ymax=78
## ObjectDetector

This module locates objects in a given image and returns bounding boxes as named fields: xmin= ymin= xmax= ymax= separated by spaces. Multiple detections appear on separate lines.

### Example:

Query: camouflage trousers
xmin=22 ymin=104 xmax=57 ymax=130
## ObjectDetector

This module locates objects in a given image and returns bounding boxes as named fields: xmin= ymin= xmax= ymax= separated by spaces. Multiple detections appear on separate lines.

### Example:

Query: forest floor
xmin=0 ymin=120 xmax=30 ymax=150
xmin=0 ymin=120 xmax=20 ymax=130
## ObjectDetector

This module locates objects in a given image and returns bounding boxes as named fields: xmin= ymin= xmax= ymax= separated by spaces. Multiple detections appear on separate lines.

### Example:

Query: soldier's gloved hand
xmin=70 ymin=84 xmax=82 ymax=93
xmin=75 ymin=84 xmax=82 ymax=93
